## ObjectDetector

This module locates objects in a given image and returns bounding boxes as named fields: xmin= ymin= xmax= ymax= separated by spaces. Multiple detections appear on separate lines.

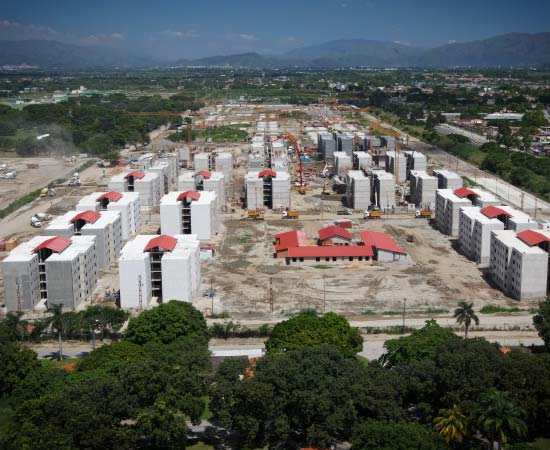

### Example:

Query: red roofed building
xmin=517 ymin=229 xmax=550 ymax=249
xmin=273 ymin=230 xmax=308 ymax=257
xmin=32 ymin=236 xmax=72 ymax=254
xmin=360 ymin=231 xmax=407 ymax=262
xmin=480 ymin=206 xmax=512 ymax=219
xmin=144 ymin=235 xmax=178 ymax=252
xmin=318 ymin=225 xmax=352 ymax=246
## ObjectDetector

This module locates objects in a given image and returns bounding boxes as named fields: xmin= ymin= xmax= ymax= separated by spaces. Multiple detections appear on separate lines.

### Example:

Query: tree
xmin=46 ymin=304 xmax=65 ymax=361
xmin=521 ymin=111 xmax=547 ymax=128
xmin=533 ymin=298 xmax=550 ymax=350
xmin=351 ymin=420 xmax=440 ymax=450
xmin=433 ymin=405 xmax=468 ymax=446
xmin=125 ymin=300 xmax=208 ymax=345
xmin=0 ymin=342 xmax=40 ymax=396
xmin=382 ymin=320 xmax=458 ymax=367
xmin=475 ymin=389 xmax=527 ymax=450
xmin=84 ymin=305 xmax=128 ymax=342
xmin=134 ymin=400 xmax=189 ymax=450
xmin=265 ymin=312 xmax=363 ymax=357
xmin=453 ymin=302 xmax=479 ymax=338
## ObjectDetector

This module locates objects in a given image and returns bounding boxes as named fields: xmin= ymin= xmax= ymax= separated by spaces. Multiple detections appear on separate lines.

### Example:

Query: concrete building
xmin=245 ymin=170 xmax=290 ymax=210
xmin=148 ymin=160 xmax=171 ymax=194
xmin=177 ymin=171 xmax=225 ymax=211
xmin=318 ymin=134 xmax=336 ymax=161
xmin=45 ymin=210 xmax=122 ymax=269
xmin=433 ymin=169 xmax=463 ymax=190
xmin=160 ymin=190 xmax=218 ymax=241
xmin=76 ymin=191 xmax=141 ymax=240
xmin=459 ymin=205 xmax=538 ymax=265
xmin=409 ymin=171 xmax=437 ymax=209
xmin=346 ymin=170 xmax=371 ymax=210
xmin=385 ymin=151 xmax=406 ymax=183
xmin=333 ymin=151 xmax=352 ymax=176
xmin=371 ymin=170 xmax=396 ymax=209
xmin=194 ymin=152 xmax=212 ymax=172
xmin=404 ymin=151 xmax=427 ymax=178
xmin=435 ymin=187 xmax=499 ymax=237
xmin=2 ymin=235 xmax=98 ymax=311
xmin=108 ymin=171 xmax=161 ymax=210
xmin=353 ymin=151 xmax=372 ymax=170
xmin=490 ymin=229 xmax=549 ymax=300
xmin=336 ymin=134 xmax=353 ymax=156
xmin=119 ymin=234 xmax=201 ymax=308
xmin=214 ymin=152 xmax=233 ymax=185
xmin=381 ymin=136 xmax=396 ymax=151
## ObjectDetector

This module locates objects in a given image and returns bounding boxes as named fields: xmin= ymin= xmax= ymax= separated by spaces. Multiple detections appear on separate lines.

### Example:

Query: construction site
xmin=1 ymin=102 xmax=549 ymax=318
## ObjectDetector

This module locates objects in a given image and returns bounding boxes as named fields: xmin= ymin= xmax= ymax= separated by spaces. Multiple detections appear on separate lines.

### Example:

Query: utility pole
xmin=138 ymin=275 xmax=143 ymax=312
xmin=401 ymin=298 xmax=407 ymax=334
xmin=16 ymin=278 xmax=21 ymax=313
xmin=323 ymin=274 xmax=326 ymax=313
xmin=209 ymin=277 xmax=215 ymax=314
xmin=266 ymin=277 xmax=274 ymax=313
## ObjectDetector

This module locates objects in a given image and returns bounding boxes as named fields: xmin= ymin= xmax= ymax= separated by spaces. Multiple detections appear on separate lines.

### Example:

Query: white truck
xmin=30 ymin=217 xmax=42 ymax=228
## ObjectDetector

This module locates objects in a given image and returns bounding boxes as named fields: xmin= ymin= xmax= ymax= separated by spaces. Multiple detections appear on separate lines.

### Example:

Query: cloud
xmin=161 ymin=30 xmax=200 ymax=39
xmin=341 ymin=2 xmax=348 ymax=7
xmin=226 ymin=33 xmax=258 ymax=41
xmin=279 ymin=36 xmax=304 ymax=46
xmin=87 ymin=33 xmax=125 ymax=42
xmin=448 ymin=39 xmax=457 ymax=44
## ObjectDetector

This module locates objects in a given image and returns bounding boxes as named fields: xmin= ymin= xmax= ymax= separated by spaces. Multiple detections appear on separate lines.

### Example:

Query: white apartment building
xmin=118 ymin=234 xmax=201 ymax=308
xmin=409 ymin=170 xmax=437 ymax=209
xmin=76 ymin=191 xmax=141 ymax=240
xmin=177 ymin=170 xmax=225 ymax=211
xmin=371 ymin=170 xmax=396 ymax=209
xmin=333 ymin=151 xmax=352 ymax=175
xmin=160 ymin=190 xmax=218 ymax=241
xmin=345 ymin=170 xmax=371 ymax=210
xmin=108 ymin=171 xmax=162 ymax=210
xmin=490 ymin=229 xmax=550 ymax=300
xmin=435 ymin=187 xmax=499 ymax=237
xmin=245 ymin=170 xmax=290 ymax=210
xmin=45 ymin=210 xmax=122 ymax=269
xmin=2 ymin=235 xmax=98 ymax=311
xmin=433 ymin=169 xmax=463 ymax=190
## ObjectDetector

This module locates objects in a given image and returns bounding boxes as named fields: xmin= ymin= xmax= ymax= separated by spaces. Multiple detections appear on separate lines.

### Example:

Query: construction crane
xmin=276 ymin=132 xmax=306 ymax=194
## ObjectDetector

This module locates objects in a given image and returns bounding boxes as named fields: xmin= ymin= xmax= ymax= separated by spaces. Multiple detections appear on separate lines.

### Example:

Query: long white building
xmin=118 ymin=234 xmax=201 ymax=308
xmin=371 ymin=170 xmax=395 ymax=209
xmin=177 ymin=170 xmax=225 ymax=211
xmin=160 ymin=190 xmax=218 ymax=241
xmin=108 ymin=171 xmax=162 ymax=210
xmin=490 ymin=229 xmax=550 ymax=300
xmin=459 ymin=205 xmax=538 ymax=265
xmin=345 ymin=170 xmax=371 ymax=210
xmin=76 ymin=191 xmax=141 ymax=240
xmin=435 ymin=187 xmax=499 ymax=237
xmin=44 ymin=210 xmax=122 ymax=269
xmin=409 ymin=170 xmax=437 ymax=209
xmin=2 ymin=235 xmax=98 ymax=311
xmin=433 ymin=169 xmax=463 ymax=190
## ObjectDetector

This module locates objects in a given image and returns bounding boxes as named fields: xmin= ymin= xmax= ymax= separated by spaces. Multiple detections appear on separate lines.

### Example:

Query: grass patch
xmin=313 ymin=264 xmax=332 ymax=270
xmin=423 ymin=308 xmax=449 ymax=314
xmin=40 ymin=357 xmax=80 ymax=369
xmin=529 ymin=438 xmax=550 ymax=449
xmin=169 ymin=125 xmax=248 ymax=143
xmin=239 ymin=234 xmax=252 ymax=244
xmin=209 ymin=311 xmax=231 ymax=319
xmin=0 ymin=188 xmax=42 ymax=219
xmin=480 ymin=305 xmax=522 ymax=314
xmin=188 ymin=443 xmax=215 ymax=450
xmin=201 ymin=397 xmax=212 ymax=421
xmin=361 ymin=310 xmax=377 ymax=316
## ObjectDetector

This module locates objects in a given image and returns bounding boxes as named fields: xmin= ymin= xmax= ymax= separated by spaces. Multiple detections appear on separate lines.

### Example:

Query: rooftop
xmin=274 ymin=230 xmax=308 ymax=252
xmin=360 ymin=231 xmax=406 ymax=254
xmin=288 ymin=245 xmax=373 ymax=258
xmin=492 ymin=230 xmax=547 ymax=255
xmin=318 ymin=225 xmax=352 ymax=242
xmin=120 ymin=234 xmax=200 ymax=261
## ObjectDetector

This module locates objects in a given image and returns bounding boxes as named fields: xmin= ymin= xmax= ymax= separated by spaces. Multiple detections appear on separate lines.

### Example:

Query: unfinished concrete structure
xmin=177 ymin=171 xmax=225 ymax=211
xmin=346 ymin=170 xmax=371 ymax=210
xmin=108 ymin=171 xmax=162 ymax=210
xmin=385 ymin=151 xmax=407 ymax=183
xmin=336 ymin=133 xmax=353 ymax=156
xmin=45 ymin=210 xmax=122 ymax=269
xmin=2 ymin=235 xmax=98 ymax=311
xmin=245 ymin=170 xmax=290 ymax=210
xmin=381 ymin=135 xmax=396 ymax=151
xmin=490 ymin=229 xmax=550 ymax=300
xmin=160 ymin=190 xmax=218 ymax=241
xmin=409 ymin=170 xmax=437 ymax=209
xmin=76 ymin=191 xmax=141 ymax=240
xmin=194 ymin=153 xmax=211 ymax=173
xmin=353 ymin=151 xmax=372 ymax=170
xmin=119 ymin=234 xmax=201 ymax=308
xmin=333 ymin=151 xmax=352 ymax=176
xmin=214 ymin=152 xmax=233 ymax=185
xmin=318 ymin=133 xmax=336 ymax=161
xmin=435 ymin=187 xmax=499 ymax=237
xmin=459 ymin=205 xmax=538 ymax=266
xmin=404 ymin=151 xmax=427 ymax=179
xmin=371 ymin=170 xmax=396 ymax=209
xmin=433 ymin=169 xmax=463 ymax=190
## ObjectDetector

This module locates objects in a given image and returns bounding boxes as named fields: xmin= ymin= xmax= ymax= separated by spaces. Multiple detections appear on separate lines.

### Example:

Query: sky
xmin=1 ymin=0 xmax=549 ymax=60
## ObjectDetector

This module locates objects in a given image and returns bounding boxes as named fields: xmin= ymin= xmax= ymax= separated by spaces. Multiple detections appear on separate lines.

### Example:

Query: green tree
xmin=453 ymin=302 xmax=479 ymax=338
xmin=265 ymin=312 xmax=363 ymax=357
xmin=521 ymin=111 xmax=547 ymax=128
xmin=533 ymin=298 xmax=550 ymax=350
xmin=0 ymin=342 xmax=40 ymax=396
xmin=134 ymin=400 xmax=189 ymax=450
xmin=46 ymin=304 xmax=65 ymax=361
xmin=382 ymin=320 xmax=458 ymax=367
xmin=125 ymin=301 xmax=208 ymax=345
xmin=84 ymin=305 xmax=128 ymax=341
xmin=433 ymin=405 xmax=468 ymax=446
xmin=475 ymin=389 xmax=527 ymax=450
xmin=351 ymin=420 xmax=440 ymax=450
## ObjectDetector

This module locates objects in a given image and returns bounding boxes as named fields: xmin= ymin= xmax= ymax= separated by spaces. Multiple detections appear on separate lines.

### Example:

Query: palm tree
xmin=46 ymin=304 xmax=65 ymax=361
xmin=434 ymin=404 xmax=468 ymax=446
xmin=4 ymin=311 xmax=28 ymax=341
xmin=475 ymin=389 xmax=527 ymax=450
xmin=454 ymin=302 xmax=479 ymax=338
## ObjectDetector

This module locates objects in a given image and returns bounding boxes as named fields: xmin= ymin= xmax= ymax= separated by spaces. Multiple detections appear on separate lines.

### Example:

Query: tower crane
xmin=273 ymin=132 xmax=306 ymax=194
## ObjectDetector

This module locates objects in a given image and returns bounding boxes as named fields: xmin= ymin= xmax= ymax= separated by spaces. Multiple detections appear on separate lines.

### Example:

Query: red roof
xmin=70 ymin=210 xmax=101 ymax=224
xmin=124 ymin=171 xmax=145 ymax=179
xmin=318 ymin=225 xmax=352 ymax=242
xmin=96 ymin=191 xmax=122 ymax=202
xmin=258 ymin=169 xmax=276 ymax=178
xmin=481 ymin=206 xmax=512 ymax=219
xmin=32 ymin=236 xmax=72 ymax=254
xmin=144 ymin=235 xmax=178 ymax=252
xmin=517 ymin=229 xmax=550 ymax=247
xmin=199 ymin=170 xmax=212 ymax=178
xmin=454 ymin=187 xmax=479 ymax=198
xmin=360 ymin=231 xmax=406 ymax=254
xmin=288 ymin=245 xmax=373 ymax=258
xmin=177 ymin=191 xmax=201 ymax=201
xmin=274 ymin=230 xmax=308 ymax=252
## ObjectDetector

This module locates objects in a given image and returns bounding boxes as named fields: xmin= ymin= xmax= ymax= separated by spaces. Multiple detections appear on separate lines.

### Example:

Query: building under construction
xmin=245 ymin=170 xmax=290 ymax=210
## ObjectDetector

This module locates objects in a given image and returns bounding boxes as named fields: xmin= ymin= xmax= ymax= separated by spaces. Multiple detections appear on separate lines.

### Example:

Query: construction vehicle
xmin=322 ymin=181 xmax=331 ymax=195
xmin=282 ymin=211 xmax=300 ymax=219
xmin=337 ymin=209 xmax=353 ymax=215
xmin=245 ymin=210 xmax=265 ymax=220
xmin=364 ymin=210 xmax=382 ymax=219
xmin=30 ymin=217 xmax=42 ymax=228
xmin=280 ymin=132 xmax=307 ymax=194
xmin=35 ymin=213 xmax=52 ymax=221
xmin=415 ymin=209 xmax=433 ymax=219
xmin=40 ymin=188 xmax=56 ymax=197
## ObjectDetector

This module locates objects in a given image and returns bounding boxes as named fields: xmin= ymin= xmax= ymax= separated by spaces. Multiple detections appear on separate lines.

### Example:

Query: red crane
xmin=273 ymin=132 xmax=305 ymax=192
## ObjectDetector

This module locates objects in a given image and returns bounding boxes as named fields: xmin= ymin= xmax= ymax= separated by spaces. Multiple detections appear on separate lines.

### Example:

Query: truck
xmin=282 ymin=211 xmax=300 ymax=219
xmin=245 ymin=210 xmax=265 ymax=220
xmin=364 ymin=210 xmax=382 ymax=219
xmin=35 ymin=213 xmax=52 ymax=221
xmin=40 ymin=188 xmax=56 ymax=197
xmin=30 ymin=217 xmax=42 ymax=228
xmin=415 ymin=209 xmax=433 ymax=219
xmin=337 ymin=209 xmax=352 ymax=215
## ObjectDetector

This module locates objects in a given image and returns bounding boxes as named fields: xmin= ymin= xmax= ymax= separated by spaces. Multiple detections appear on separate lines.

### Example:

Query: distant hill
xmin=0 ymin=40 xmax=158 ymax=69
xmin=1 ymin=33 xmax=549 ymax=69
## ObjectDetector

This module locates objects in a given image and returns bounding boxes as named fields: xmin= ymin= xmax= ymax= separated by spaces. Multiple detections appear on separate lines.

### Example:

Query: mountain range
xmin=1 ymin=32 xmax=549 ymax=70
